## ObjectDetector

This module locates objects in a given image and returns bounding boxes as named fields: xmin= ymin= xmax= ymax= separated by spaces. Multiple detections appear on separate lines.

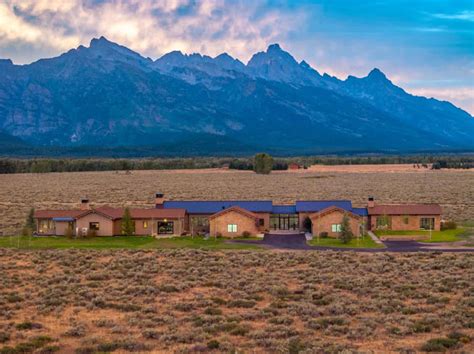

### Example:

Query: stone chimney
xmin=80 ymin=198 xmax=90 ymax=210
xmin=368 ymin=196 xmax=375 ymax=208
xmin=155 ymin=193 xmax=165 ymax=208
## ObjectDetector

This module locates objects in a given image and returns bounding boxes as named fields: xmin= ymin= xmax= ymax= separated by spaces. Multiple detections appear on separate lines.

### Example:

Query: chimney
xmin=80 ymin=198 xmax=90 ymax=210
xmin=368 ymin=196 xmax=375 ymax=208
xmin=155 ymin=193 xmax=165 ymax=208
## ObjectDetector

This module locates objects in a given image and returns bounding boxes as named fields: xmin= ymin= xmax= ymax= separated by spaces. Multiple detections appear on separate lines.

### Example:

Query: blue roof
xmin=295 ymin=200 xmax=353 ymax=212
xmin=272 ymin=205 xmax=297 ymax=214
xmin=52 ymin=217 xmax=75 ymax=222
xmin=162 ymin=201 xmax=273 ymax=214
xmin=352 ymin=208 xmax=368 ymax=216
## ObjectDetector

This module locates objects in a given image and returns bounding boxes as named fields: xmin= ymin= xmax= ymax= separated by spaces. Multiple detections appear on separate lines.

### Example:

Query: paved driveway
xmin=231 ymin=233 xmax=474 ymax=253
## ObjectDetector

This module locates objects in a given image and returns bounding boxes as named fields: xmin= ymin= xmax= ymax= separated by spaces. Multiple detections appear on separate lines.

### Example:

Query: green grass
xmin=0 ymin=235 xmax=262 ymax=250
xmin=307 ymin=235 xmax=384 ymax=248
xmin=374 ymin=228 xmax=468 ymax=243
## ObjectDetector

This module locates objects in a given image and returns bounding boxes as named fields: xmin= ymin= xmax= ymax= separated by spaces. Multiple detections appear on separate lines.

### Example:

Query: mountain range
xmin=0 ymin=36 xmax=473 ymax=156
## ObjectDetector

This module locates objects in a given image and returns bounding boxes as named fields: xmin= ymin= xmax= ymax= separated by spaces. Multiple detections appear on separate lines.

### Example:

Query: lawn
xmin=374 ymin=228 xmax=468 ymax=243
xmin=307 ymin=235 xmax=384 ymax=248
xmin=0 ymin=235 xmax=262 ymax=250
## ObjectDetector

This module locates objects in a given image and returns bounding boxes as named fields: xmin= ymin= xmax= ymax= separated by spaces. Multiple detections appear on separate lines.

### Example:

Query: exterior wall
xmin=210 ymin=211 xmax=259 ymax=238
xmin=76 ymin=213 xmax=114 ymax=236
xmin=298 ymin=212 xmax=311 ymax=230
xmin=188 ymin=214 xmax=212 ymax=235
xmin=310 ymin=210 xmax=362 ymax=238
xmin=369 ymin=215 xmax=441 ymax=231
xmin=55 ymin=221 xmax=75 ymax=236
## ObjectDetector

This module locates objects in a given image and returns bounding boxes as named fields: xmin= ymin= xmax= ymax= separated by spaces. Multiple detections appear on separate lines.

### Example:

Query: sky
xmin=0 ymin=0 xmax=473 ymax=114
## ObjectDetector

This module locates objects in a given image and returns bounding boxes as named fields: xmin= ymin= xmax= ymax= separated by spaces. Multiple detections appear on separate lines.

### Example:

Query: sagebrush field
xmin=0 ymin=249 xmax=472 ymax=353
xmin=0 ymin=168 xmax=473 ymax=235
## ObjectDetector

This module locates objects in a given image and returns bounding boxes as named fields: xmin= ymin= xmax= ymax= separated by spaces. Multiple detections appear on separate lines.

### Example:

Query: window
xmin=158 ymin=221 xmax=174 ymax=234
xmin=376 ymin=216 xmax=391 ymax=229
xmin=331 ymin=224 xmax=342 ymax=232
xmin=143 ymin=221 xmax=148 ymax=229
xmin=420 ymin=217 xmax=435 ymax=230
xmin=191 ymin=216 xmax=209 ymax=227
xmin=227 ymin=224 xmax=237 ymax=233
xmin=259 ymin=218 xmax=264 ymax=226
xmin=89 ymin=222 xmax=100 ymax=231
xmin=403 ymin=215 xmax=409 ymax=224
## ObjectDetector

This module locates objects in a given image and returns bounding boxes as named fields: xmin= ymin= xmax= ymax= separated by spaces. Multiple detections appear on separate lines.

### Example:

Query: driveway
xmin=230 ymin=233 xmax=474 ymax=253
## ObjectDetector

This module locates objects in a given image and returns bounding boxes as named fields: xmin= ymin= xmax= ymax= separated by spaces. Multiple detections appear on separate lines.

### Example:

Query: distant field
xmin=0 ymin=168 xmax=473 ymax=235
xmin=0 ymin=249 xmax=472 ymax=353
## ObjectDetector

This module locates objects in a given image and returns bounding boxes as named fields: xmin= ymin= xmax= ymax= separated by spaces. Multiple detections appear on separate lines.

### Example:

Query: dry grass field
xmin=0 ymin=249 xmax=472 ymax=353
xmin=0 ymin=168 xmax=473 ymax=235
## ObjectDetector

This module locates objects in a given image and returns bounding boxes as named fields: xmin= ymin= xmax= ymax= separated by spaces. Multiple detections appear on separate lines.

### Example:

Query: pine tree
xmin=254 ymin=153 xmax=273 ymax=174
xmin=121 ymin=207 xmax=135 ymax=236
xmin=22 ymin=208 xmax=35 ymax=236
xmin=339 ymin=214 xmax=353 ymax=244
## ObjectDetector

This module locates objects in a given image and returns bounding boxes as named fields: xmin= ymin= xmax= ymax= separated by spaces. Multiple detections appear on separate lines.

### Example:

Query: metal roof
xmin=52 ymin=217 xmax=75 ymax=222
xmin=295 ymin=200 xmax=353 ymax=212
xmin=162 ymin=200 xmax=273 ymax=213
xmin=351 ymin=208 xmax=368 ymax=216
xmin=272 ymin=205 xmax=297 ymax=214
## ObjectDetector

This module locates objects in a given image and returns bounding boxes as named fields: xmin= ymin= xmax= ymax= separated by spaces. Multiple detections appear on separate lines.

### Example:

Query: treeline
xmin=432 ymin=160 xmax=474 ymax=169
xmin=1 ymin=154 xmax=473 ymax=174
xmin=0 ymin=158 xmax=232 ymax=174
xmin=229 ymin=159 xmax=289 ymax=171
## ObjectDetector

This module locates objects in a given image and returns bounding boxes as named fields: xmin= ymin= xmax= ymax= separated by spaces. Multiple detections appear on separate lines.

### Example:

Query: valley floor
xmin=0 ymin=248 xmax=472 ymax=353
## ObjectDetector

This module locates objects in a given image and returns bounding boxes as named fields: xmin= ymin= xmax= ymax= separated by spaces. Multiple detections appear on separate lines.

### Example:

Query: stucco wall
xmin=76 ymin=213 xmax=114 ymax=236
xmin=210 ymin=211 xmax=259 ymax=238
xmin=369 ymin=215 xmax=441 ymax=231
xmin=310 ymin=210 xmax=362 ymax=238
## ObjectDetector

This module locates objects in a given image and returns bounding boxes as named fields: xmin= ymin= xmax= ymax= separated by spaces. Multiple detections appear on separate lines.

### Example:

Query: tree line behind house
xmin=0 ymin=154 xmax=472 ymax=174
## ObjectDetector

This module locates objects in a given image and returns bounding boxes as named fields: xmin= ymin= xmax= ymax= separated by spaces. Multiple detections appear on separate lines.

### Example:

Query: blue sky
xmin=0 ymin=0 xmax=473 ymax=113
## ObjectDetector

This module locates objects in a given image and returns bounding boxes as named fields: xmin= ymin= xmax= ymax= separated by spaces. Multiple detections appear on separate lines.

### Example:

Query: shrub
xmin=319 ymin=232 xmax=328 ymax=238
xmin=0 ymin=332 xmax=10 ymax=343
xmin=15 ymin=321 xmax=42 ymax=330
xmin=207 ymin=340 xmax=220 ymax=349
xmin=441 ymin=221 xmax=457 ymax=230
xmin=204 ymin=307 xmax=223 ymax=316
xmin=421 ymin=337 xmax=459 ymax=352
xmin=242 ymin=231 xmax=251 ymax=238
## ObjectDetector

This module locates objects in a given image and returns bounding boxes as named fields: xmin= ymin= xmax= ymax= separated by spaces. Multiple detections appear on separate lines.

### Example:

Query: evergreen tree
xmin=253 ymin=153 xmax=273 ymax=174
xmin=302 ymin=216 xmax=312 ymax=233
xmin=22 ymin=208 xmax=35 ymax=236
xmin=121 ymin=207 xmax=135 ymax=236
xmin=339 ymin=214 xmax=353 ymax=244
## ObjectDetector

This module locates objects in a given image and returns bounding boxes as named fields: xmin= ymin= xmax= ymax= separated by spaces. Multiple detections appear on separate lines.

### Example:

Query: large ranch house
xmin=34 ymin=194 xmax=442 ymax=238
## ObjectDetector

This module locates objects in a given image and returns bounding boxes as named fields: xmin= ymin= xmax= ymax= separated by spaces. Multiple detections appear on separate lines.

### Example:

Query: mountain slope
xmin=0 ymin=37 xmax=472 ymax=154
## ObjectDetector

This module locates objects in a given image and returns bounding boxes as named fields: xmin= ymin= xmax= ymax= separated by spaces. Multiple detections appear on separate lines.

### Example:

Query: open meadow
xmin=0 ymin=248 xmax=473 ymax=353
xmin=0 ymin=167 xmax=473 ymax=235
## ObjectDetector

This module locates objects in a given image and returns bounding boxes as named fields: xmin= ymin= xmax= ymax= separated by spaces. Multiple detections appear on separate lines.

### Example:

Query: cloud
xmin=432 ymin=10 xmax=474 ymax=22
xmin=407 ymin=87 xmax=474 ymax=115
xmin=0 ymin=0 xmax=307 ymax=64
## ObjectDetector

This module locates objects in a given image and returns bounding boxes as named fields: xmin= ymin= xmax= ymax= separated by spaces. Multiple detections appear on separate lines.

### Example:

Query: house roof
xmin=94 ymin=206 xmax=186 ymax=220
xmin=34 ymin=210 xmax=87 ymax=219
xmin=162 ymin=200 xmax=273 ymax=213
xmin=209 ymin=206 xmax=258 ymax=220
xmin=352 ymin=207 xmax=368 ymax=217
xmin=272 ymin=205 xmax=297 ymax=214
xmin=35 ymin=207 xmax=185 ymax=220
xmin=309 ymin=205 xmax=361 ymax=219
xmin=368 ymin=204 xmax=442 ymax=215
xmin=295 ymin=200 xmax=353 ymax=212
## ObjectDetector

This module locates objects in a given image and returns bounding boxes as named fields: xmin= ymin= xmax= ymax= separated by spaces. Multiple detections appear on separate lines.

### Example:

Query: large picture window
xmin=227 ymin=224 xmax=237 ymax=233
xmin=89 ymin=222 xmax=100 ymax=231
xmin=420 ymin=217 xmax=435 ymax=230
xmin=158 ymin=221 xmax=174 ymax=234
xmin=331 ymin=224 xmax=342 ymax=232
xmin=376 ymin=215 xmax=391 ymax=229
